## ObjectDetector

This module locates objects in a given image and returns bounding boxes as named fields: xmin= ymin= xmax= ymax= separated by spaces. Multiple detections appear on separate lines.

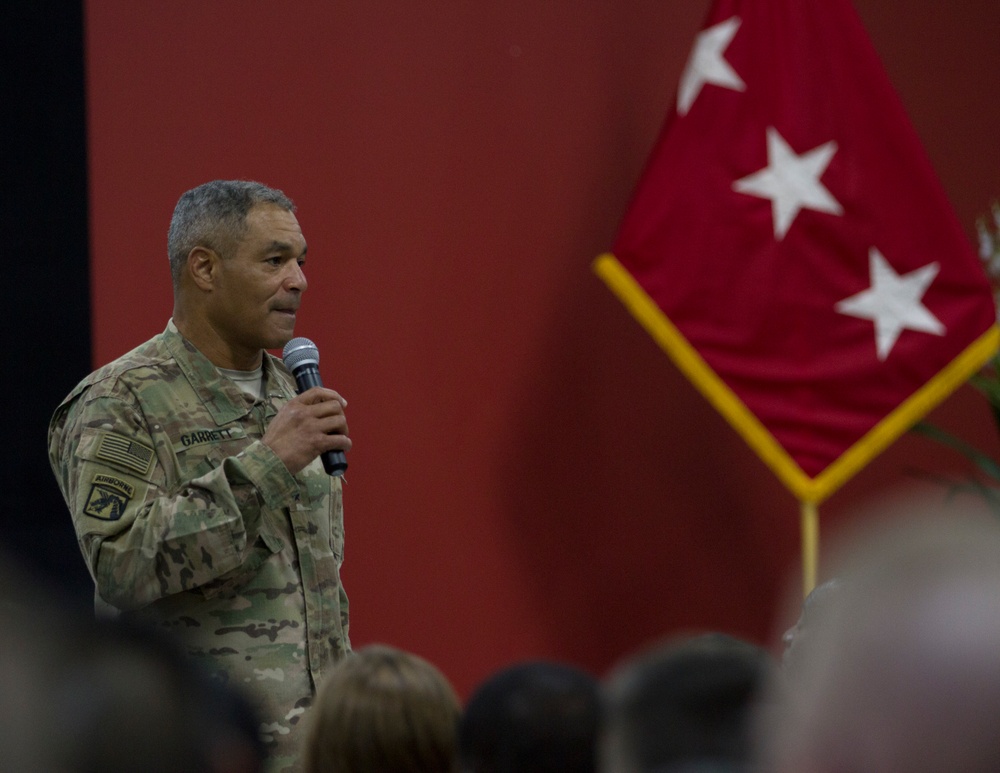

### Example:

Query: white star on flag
xmin=677 ymin=16 xmax=746 ymax=116
xmin=835 ymin=247 xmax=945 ymax=361
xmin=733 ymin=127 xmax=843 ymax=240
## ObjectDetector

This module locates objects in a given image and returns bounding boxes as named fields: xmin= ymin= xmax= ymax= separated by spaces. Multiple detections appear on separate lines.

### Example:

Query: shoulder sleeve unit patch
xmin=83 ymin=474 xmax=135 ymax=520
xmin=95 ymin=432 xmax=155 ymax=477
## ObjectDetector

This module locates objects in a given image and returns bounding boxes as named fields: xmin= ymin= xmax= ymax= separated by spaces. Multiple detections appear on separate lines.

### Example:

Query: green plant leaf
xmin=912 ymin=421 xmax=1000 ymax=482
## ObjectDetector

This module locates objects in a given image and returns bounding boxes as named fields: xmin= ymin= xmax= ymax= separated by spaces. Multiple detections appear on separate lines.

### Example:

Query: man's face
xmin=208 ymin=202 xmax=308 ymax=359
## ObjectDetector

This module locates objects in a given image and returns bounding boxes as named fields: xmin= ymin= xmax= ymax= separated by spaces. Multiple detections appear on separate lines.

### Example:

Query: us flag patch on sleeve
xmin=96 ymin=432 xmax=154 ymax=476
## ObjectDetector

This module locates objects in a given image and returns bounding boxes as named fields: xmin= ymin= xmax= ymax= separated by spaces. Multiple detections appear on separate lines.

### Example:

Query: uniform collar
xmin=161 ymin=321 xmax=295 ymax=427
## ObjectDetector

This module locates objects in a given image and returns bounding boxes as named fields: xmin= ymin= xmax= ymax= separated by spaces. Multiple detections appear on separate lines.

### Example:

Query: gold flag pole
xmin=800 ymin=500 xmax=819 ymax=597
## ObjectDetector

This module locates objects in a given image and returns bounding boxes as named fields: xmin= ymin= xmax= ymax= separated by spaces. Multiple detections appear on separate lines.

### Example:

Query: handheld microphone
xmin=281 ymin=337 xmax=348 ymax=477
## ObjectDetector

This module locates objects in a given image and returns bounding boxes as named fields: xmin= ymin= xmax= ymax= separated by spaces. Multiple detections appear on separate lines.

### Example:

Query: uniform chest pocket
xmin=294 ymin=463 xmax=344 ymax=561
xmin=172 ymin=428 xmax=286 ymax=601
xmin=295 ymin=457 xmax=330 ymax=508
xmin=172 ymin=427 xmax=250 ymax=481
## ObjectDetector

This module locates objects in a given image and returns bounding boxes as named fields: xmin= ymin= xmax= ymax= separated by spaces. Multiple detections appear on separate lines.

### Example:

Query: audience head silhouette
xmin=459 ymin=661 xmax=600 ymax=773
xmin=761 ymin=496 xmax=1000 ymax=773
xmin=601 ymin=632 xmax=774 ymax=773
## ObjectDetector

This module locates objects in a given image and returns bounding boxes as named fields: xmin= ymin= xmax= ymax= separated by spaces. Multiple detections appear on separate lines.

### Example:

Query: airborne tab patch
xmin=83 ymin=474 xmax=135 ymax=521
xmin=96 ymin=432 xmax=154 ymax=476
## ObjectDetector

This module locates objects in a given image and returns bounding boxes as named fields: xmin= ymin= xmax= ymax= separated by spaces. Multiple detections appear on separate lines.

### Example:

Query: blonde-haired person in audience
xmin=303 ymin=643 xmax=460 ymax=773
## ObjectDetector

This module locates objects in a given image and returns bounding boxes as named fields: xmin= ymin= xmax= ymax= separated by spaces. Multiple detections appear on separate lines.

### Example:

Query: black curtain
xmin=2 ymin=1 xmax=93 ymax=609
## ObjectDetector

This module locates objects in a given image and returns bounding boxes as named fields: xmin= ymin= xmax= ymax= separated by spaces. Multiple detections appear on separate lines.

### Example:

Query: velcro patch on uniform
xmin=176 ymin=426 xmax=247 ymax=451
xmin=83 ymin=474 xmax=135 ymax=521
xmin=96 ymin=432 xmax=154 ymax=476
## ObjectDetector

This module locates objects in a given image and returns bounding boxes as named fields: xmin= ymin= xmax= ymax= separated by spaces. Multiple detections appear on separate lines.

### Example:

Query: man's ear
xmin=187 ymin=246 xmax=219 ymax=291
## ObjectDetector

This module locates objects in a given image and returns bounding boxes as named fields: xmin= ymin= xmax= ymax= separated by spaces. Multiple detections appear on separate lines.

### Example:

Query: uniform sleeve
xmin=339 ymin=582 xmax=351 ymax=650
xmin=49 ymin=388 xmax=299 ymax=612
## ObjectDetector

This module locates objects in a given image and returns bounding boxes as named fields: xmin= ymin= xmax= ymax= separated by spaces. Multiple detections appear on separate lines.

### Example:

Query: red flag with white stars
xmin=595 ymin=0 xmax=999 ymax=504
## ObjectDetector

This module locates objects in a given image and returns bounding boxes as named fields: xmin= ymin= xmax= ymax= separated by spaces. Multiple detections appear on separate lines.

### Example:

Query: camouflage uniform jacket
xmin=48 ymin=322 xmax=350 ymax=771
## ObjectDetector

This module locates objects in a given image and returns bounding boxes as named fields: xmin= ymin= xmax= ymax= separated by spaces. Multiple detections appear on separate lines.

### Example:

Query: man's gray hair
xmin=167 ymin=180 xmax=295 ymax=284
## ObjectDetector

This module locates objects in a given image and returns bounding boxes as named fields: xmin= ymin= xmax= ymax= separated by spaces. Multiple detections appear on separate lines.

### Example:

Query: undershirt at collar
xmin=217 ymin=365 xmax=264 ymax=401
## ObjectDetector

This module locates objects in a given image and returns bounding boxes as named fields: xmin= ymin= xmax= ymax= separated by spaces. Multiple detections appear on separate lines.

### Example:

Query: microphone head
xmin=282 ymin=337 xmax=320 ymax=370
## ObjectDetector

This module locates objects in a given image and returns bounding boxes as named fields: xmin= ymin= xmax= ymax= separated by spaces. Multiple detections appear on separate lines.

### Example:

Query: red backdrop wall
xmin=85 ymin=0 xmax=1000 ymax=695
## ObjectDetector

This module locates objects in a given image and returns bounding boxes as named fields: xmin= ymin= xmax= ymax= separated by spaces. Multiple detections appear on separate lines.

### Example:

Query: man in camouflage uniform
xmin=48 ymin=180 xmax=352 ymax=773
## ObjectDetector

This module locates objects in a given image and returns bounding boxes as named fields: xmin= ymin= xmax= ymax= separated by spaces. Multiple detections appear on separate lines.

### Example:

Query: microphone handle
xmin=292 ymin=364 xmax=348 ymax=477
